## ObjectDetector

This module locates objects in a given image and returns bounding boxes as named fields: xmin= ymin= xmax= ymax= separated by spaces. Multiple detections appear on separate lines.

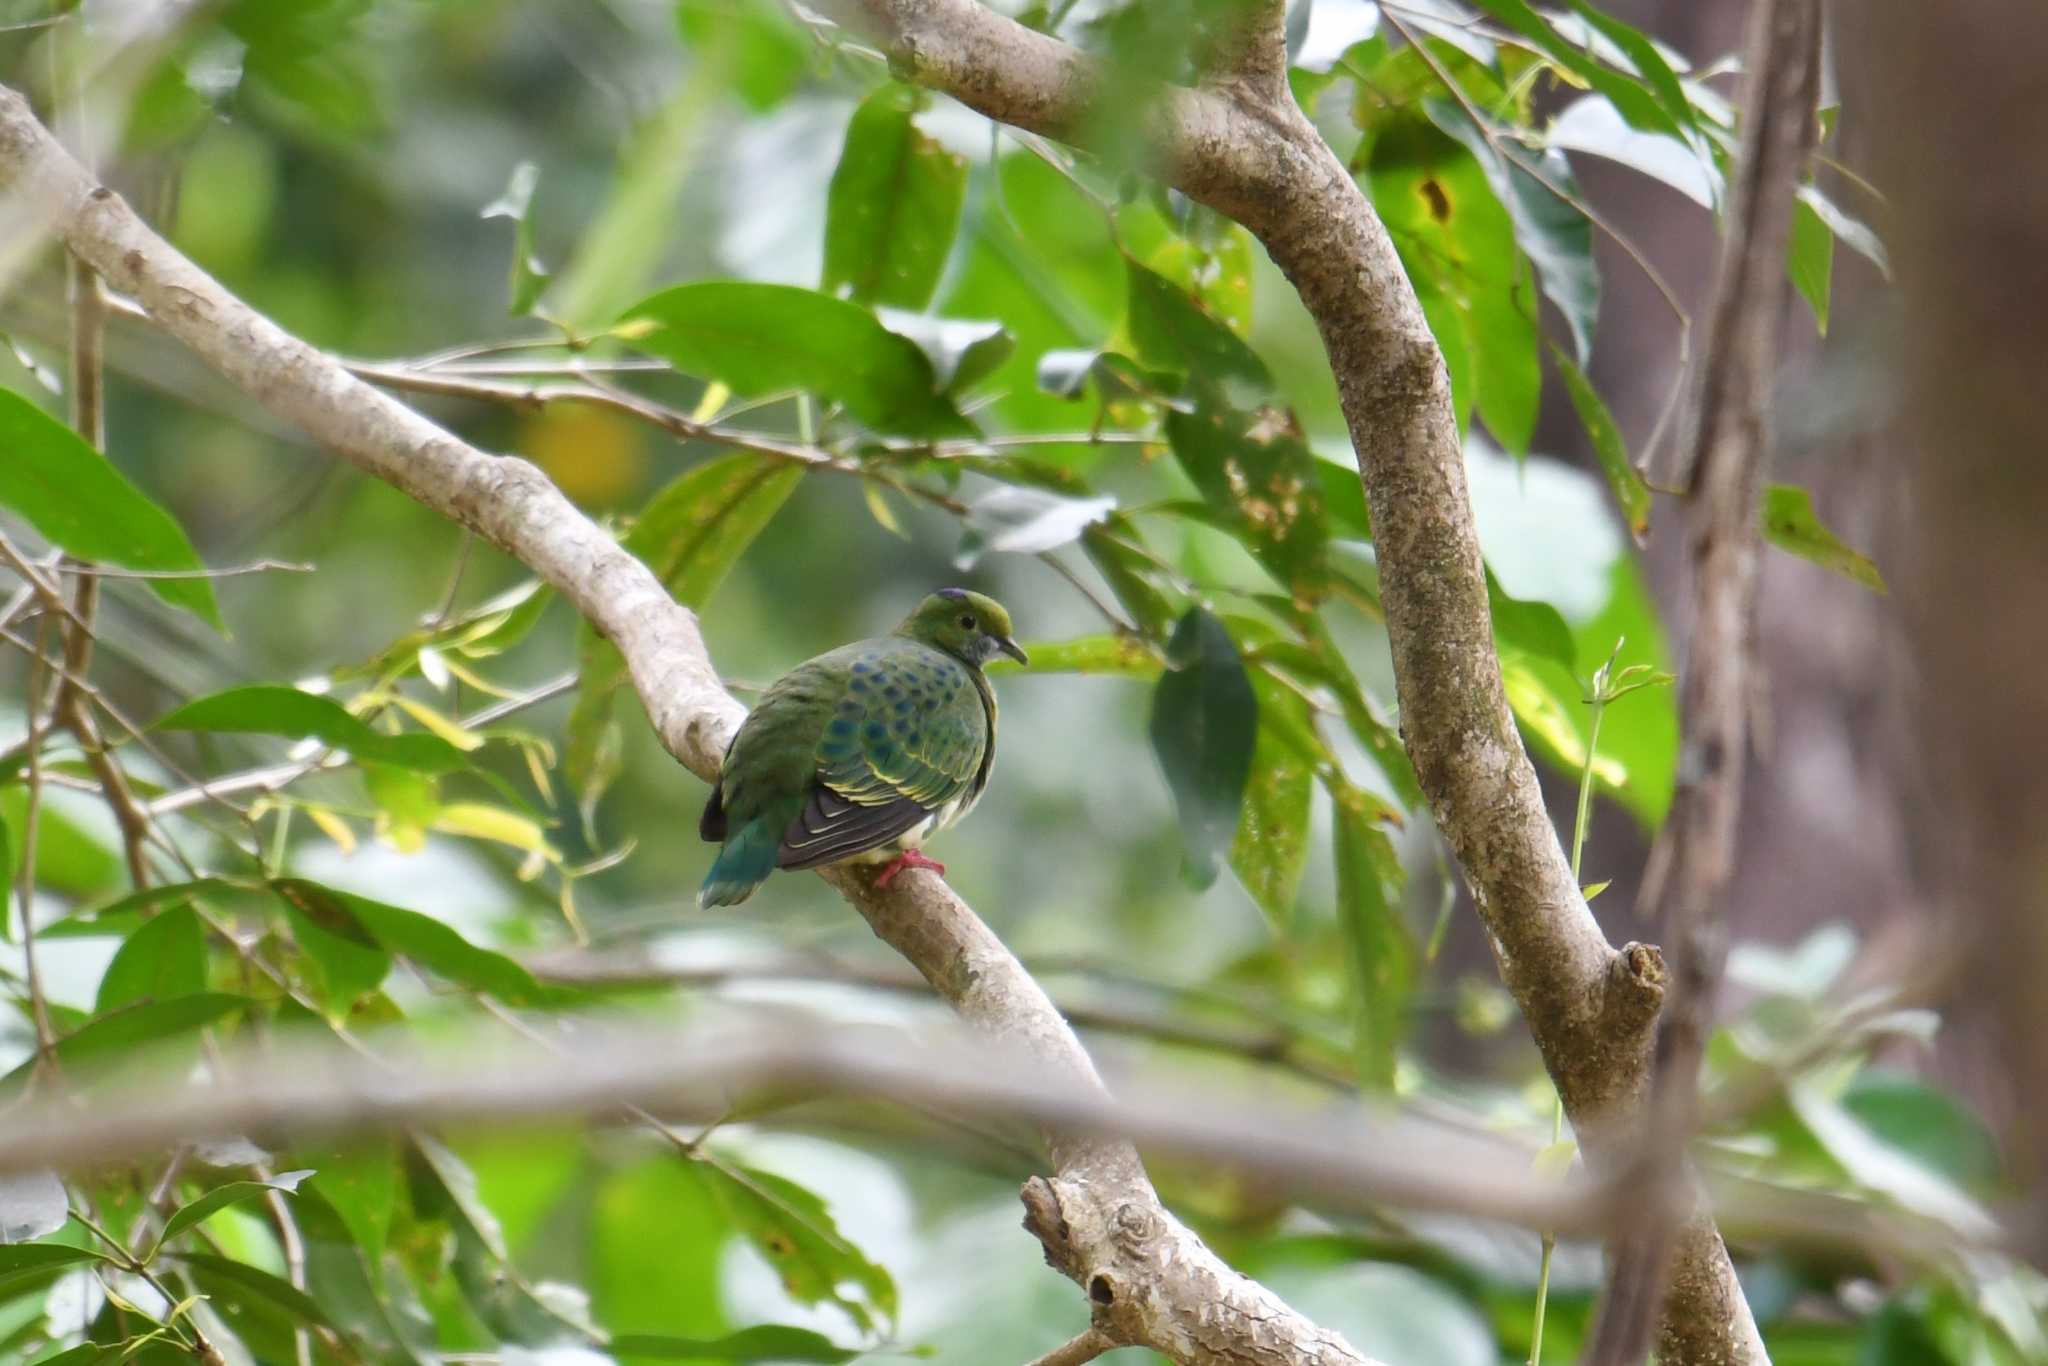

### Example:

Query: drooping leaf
xmin=155 ymin=685 xmax=469 ymax=773
xmin=1124 ymin=260 xmax=1271 ymax=398
xmin=618 ymin=283 xmax=972 ymax=437
xmin=0 ymin=388 xmax=221 ymax=629
xmin=1788 ymin=196 xmax=1834 ymax=335
xmin=1466 ymin=0 xmax=1686 ymax=137
xmin=824 ymin=84 xmax=968 ymax=311
xmin=1330 ymin=777 xmax=1411 ymax=1087
xmin=297 ymin=1140 xmax=398 ymax=1273
xmin=1561 ymin=0 xmax=1699 ymax=135
xmin=1149 ymin=608 xmax=1259 ymax=889
xmin=1230 ymin=677 xmax=1316 ymax=928
xmin=1762 ymin=483 xmax=1885 ymax=593
xmin=1369 ymin=116 xmax=1540 ymax=458
xmin=1166 ymin=406 xmax=1332 ymax=602
xmin=1551 ymin=342 xmax=1650 ymax=543
xmin=610 ymin=1327 xmax=859 ymax=1363
xmin=153 ymin=1172 xmax=311 ymax=1253
xmin=1082 ymin=521 xmax=1178 ymax=635
xmin=1546 ymin=94 xmax=1718 ymax=208
xmin=703 ymin=1161 xmax=898 ymax=1334
xmin=955 ymin=486 xmax=1116 ymax=567
xmin=482 ymin=160 xmax=551 ymax=316
xmin=95 ymin=905 xmax=206 ymax=1014
xmin=271 ymin=880 xmax=541 ymax=1004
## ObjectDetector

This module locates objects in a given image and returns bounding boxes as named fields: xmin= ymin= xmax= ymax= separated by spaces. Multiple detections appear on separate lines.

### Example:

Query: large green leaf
xmin=0 ymin=388 xmax=221 ymax=629
xmin=1763 ymin=483 xmax=1885 ymax=593
xmin=0 ymin=1245 xmax=110 ymax=1294
xmin=592 ymin=1157 xmax=731 ymax=1341
xmin=176 ymin=1251 xmax=341 ymax=1355
xmin=823 ymin=84 xmax=968 ymax=311
xmin=676 ymin=0 xmax=810 ymax=111
xmin=704 ymin=1161 xmax=898 ymax=1334
xmin=566 ymin=453 xmax=804 ymax=821
xmin=1230 ymin=676 xmax=1316 ymax=929
xmin=153 ymin=1172 xmax=310 ymax=1254
xmin=1166 ymin=406 xmax=1331 ymax=602
xmin=0 ymin=994 xmax=248 ymax=1094
xmin=271 ymin=880 xmax=541 ymax=1004
xmin=1149 ymin=608 xmax=1258 ymax=889
xmin=1125 ymin=260 xmax=1271 ymax=397
xmin=1465 ymin=0 xmax=1687 ymax=138
xmin=1330 ymin=778 xmax=1411 ymax=1087
xmin=1369 ymin=117 xmax=1540 ymax=459
xmin=156 ymin=685 xmax=468 ymax=773
xmin=611 ymin=1327 xmax=859 ymax=1363
xmin=95 ymin=905 xmax=206 ymax=1014
xmin=618 ymin=282 xmax=972 ymax=437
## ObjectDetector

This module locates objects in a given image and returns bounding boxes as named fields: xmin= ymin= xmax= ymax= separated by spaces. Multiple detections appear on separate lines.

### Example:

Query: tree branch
xmin=1586 ymin=3 xmax=1822 ymax=1363
xmin=0 ymin=83 xmax=1375 ymax=1366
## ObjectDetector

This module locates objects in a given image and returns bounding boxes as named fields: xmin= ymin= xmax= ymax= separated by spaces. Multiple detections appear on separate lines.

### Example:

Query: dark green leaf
xmin=1082 ymin=521 xmax=1177 ymax=634
xmin=0 ymin=1244 xmax=109 ymax=1293
xmin=619 ymin=282 xmax=972 ymax=437
xmin=156 ymin=685 xmax=468 ymax=773
xmin=482 ymin=160 xmax=550 ymax=316
xmin=1465 ymin=0 xmax=1684 ymax=137
xmin=1330 ymin=778 xmax=1411 ymax=1087
xmin=1788 ymin=196 xmax=1834 ymax=336
xmin=154 ymin=1171 xmax=310 ymax=1251
xmin=277 ymin=877 xmax=392 ymax=1011
xmin=956 ymin=486 xmax=1116 ymax=568
xmin=704 ymin=1161 xmax=897 ymax=1333
xmin=297 ymin=1140 xmax=397 ymax=1272
xmin=411 ymin=1134 xmax=510 ymax=1261
xmin=1125 ymin=261 xmax=1271 ymax=398
xmin=611 ymin=1326 xmax=860 ymax=1363
xmin=271 ymin=880 xmax=542 ymax=1004
xmin=95 ymin=905 xmax=206 ymax=1014
xmin=0 ymin=388 xmax=221 ymax=629
xmin=1231 ymin=676 xmax=1316 ymax=928
xmin=1552 ymin=342 xmax=1650 ymax=543
xmin=1762 ymin=483 xmax=1885 ymax=593
xmin=1562 ymin=1 xmax=1698 ymax=135
xmin=1166 ymin=406 xmax=1331 ymax=600
xmin=824 ymin=84 xmax=968 ymax=311
xmin=1369 ymin=117 xmax=1540 ymax=457
xmin=176 ymin=1250 xmax=339 ymax=1332
xmin=1149 ymin=608 xmax=1258 ymax=888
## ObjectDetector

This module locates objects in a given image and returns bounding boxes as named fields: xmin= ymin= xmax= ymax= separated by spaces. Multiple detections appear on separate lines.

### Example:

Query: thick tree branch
xmin=0 ymin=84 xmax=1375 ymax=1366
xmin=819 ymin=4 xmax=1765 ymax=1359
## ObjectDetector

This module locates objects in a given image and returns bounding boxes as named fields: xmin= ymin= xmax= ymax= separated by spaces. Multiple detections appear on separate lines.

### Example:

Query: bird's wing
xmin=776 ymin=641 xmax=987 ymax=869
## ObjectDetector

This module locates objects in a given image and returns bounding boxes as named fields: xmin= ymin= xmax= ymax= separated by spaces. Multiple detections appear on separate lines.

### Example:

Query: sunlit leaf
xmin=1762 ymin=483 xmax=1885 ymax=593
xmin=703 ymin=1161 xmax=898 ymax=1334
xmin=156 ymin=685 xmax=468 ymax=773
xmin=824 ymin=84 xmax=968 ymax=311
xmin=1799 ymin=183 xmax=1889 ymax=278
xmin=95 ymin=905 xmax=206 ymax=1014
xmin=1149 ymin=608 xmax=1258 ymax=889
xmin=618 ymin=282 xmax=972 ymax=437
xmin=0 ymin=389 xmax=221 ymax=629
xmin=1502 ymin=655 xmax=1624 ymax=789
xmin=1546 ymin=94 xmax=1718 ymax=208
xmin=1467 ymin=0 xmax=1686 ymax=137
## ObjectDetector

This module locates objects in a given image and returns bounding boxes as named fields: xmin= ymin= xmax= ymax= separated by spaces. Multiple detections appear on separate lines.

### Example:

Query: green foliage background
xmin=0 ymin=1 xmax=2018 ymax=1364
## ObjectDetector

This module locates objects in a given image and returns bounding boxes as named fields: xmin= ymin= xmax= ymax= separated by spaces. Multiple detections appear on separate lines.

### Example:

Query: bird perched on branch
xmin=697 ymin=588 xmax=1027 ymax=907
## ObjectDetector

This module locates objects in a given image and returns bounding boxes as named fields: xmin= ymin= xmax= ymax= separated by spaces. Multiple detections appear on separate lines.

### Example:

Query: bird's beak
xmin=996 ymin=636 xmax=1029 ymax=666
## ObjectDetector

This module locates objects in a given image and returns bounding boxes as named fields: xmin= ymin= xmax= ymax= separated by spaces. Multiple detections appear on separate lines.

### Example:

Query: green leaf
xmin=984 ymin=634 xmax=1160 ymax=677
xmin=1562 ymin=1 xmax=1698 ymax=135
xmin=1551 ymin=342 xmax=1650 ymax=543
xmin=1466 ymin=0 xmax=1685 ymax=137
xmin=0 ymin=388 xmax=221 ymax=629
xmin=567 ymin=453 xmax=804 ymax=820
xmin=298 ymin=1140 xmax=397 ymax=1273
xmin=1166 ymin=406 xmax=1332 ymax=602
xmin=154 ymin=1172 xmax=310 ymax=1253
xmin=1082 ymin=522 xmax=1177 ymax=635
xmin=1369 ymin=117 xmax=1540 ymax=458
xmin=1125 ymin=260 xmax=1271 ymax=398
xmin=482 ymin=160 xmax=550 ymax=316
xmin=271 ymin=880 xmax=542 ymax=1004
xmin=411 ymin=1134 xmax=510 ymax=1261
xmin=1330 ymin=778 xmax=1411 ymax=1086
xmin=1425 ymin=101 xmax=1600 ymax=366
xmin=955 ymin=486 xmax=1116 ymax=568
xmin=175 ymin=1250 xmax=339 ymax=1332
xmin=1149 ymin=608 xmax=1259 ymax=889
xmin=676 ymin=0 xmax=810 ymax=111
xmin=276 ymin=878 xmax=392 ymax=1011
xmin=592 ymin=1157 xmax=732 ymax=1341
xmin=0 ymin=1245 xmax=110 ymax=1293
xmin=1 ymin=994 xmax=248 ymax=1094
xmin=824 ymin=84 xmax=968 ymax=311
xmin=1762 ymin=483 xmax=1885 ymax=593
xmin=1231 ymin=678 xmax=1316 ymax=928
xmin=618 ymin=282 xmax=972 ymax=437
xmin=1799 ymin=183 xmax=1888 ymax=279
xmin=155 ymin=685 xmax=469 ymax=773
xmin=1788 ymin=196 xmax=1834 ymax=336
xmin=95 ymin=905 xmax=206 ymax=1014
xmin=611 ymin=1326 xmax=860 ymax=1363
xmin=1502 ymin=654 xmax=1624 ymax=791
xmin=1486 ymin=566 xmax=1578 ymax=673
xmin=704 ymin=1161 xmax=898 ymax=1334
xmin=878 ymin=313 xmax=1015 ymax=396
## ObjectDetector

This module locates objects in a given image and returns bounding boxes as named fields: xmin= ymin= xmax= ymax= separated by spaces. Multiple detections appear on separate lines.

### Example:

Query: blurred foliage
xmin=0 ymin=0 xmax=2014 ymax=1364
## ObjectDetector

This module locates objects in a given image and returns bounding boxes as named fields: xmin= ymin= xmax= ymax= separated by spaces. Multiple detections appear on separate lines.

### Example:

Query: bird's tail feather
xmin=698 ymin=816 xmax=781 ymax=908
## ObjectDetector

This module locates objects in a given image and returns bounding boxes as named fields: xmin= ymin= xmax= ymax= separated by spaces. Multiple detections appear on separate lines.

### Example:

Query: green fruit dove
xmin=698 ymin=588 xmax=1027 ymax=907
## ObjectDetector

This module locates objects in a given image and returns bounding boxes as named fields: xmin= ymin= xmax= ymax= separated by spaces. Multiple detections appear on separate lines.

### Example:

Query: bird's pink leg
xmin=874 ymin=849 xmax=947 ymax=888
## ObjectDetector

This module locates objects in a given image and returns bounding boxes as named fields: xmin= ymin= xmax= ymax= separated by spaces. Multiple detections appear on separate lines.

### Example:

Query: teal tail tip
xmin=698 ymin=820 xmax=779 ymax=908
xmin=697 ymin=876 xmax=762 ymax=909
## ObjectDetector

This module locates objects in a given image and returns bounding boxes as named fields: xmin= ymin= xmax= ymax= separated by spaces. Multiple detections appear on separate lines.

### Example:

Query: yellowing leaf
xmin=1502 ymin=657 xmax=1626 ymax=787
xmin=392 ymin=698 xmax=487 ymax=752
xmin=433 ymin=802 xmax=557 ymax=859
xmin=304 ymin=806 xmax=358 ymax=855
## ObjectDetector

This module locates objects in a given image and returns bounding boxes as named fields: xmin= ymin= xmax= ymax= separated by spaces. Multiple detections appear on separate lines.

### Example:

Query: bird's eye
xmin=958 ymin=613 xmax=976 ymax=629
